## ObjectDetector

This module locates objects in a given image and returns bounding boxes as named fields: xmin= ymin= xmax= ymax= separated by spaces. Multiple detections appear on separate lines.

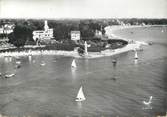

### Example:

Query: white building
xmin=95 ymin=30 xmax=102 ymax=38
xmin=71 ymin=31 xmax=80 ymax=41
xmin=33 ymin=20 xmax=54 ymax=42
xmin=104 ymin=26 xmax=114 ymax=38
xmin=0 ymin=28 xmax=3 ymax=34
xmin=0 ymin=24 xmax=14 ymax=34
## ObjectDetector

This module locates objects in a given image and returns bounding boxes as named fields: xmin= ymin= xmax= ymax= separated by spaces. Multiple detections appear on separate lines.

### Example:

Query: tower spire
xmin=44 ymin=20 xmax=49 ymax=31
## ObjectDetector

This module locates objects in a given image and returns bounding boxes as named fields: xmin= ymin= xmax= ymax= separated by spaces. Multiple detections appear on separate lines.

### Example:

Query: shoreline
xmin=105 ymin=25 xmax=150 ymax=46
xmin=105 ymin=25 xmax=152 ymax=42
xmin=0 ymin=25 xmax=150 ymax=58
xmin=0 ymin=43 xmax=145 ymax=59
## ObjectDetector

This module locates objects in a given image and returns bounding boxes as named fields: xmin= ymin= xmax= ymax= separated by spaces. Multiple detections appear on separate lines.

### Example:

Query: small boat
xmin=112 ymin=59 xmax=117 ymax=63
xmin=40 ymin=61 xmax=46 ymax=66
xmin=16 ymin=61 xmax=21 ymax=65
xmin=5 ymin=73 xmax=15 ymax=78
xmin=143 ymin=96 xmax=153 ymax=105
xmin=71 ymin=59 xmax=77 ymax=68
xmin=134 ymin=51 xmax=138 ymax=59
xmin=15 ymin=64 xmax=21 ymax=69
xmin=148 ymin=42 xmax=153 ymax=45
xmin=75 ymin=86 xmax=86 ymax=102
xmin=111 ymin=77 xmax=117 ymax=81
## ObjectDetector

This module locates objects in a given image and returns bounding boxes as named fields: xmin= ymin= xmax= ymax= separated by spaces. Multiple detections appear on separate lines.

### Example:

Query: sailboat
xmin=142 ymin=96 xmax=153 ymax=110
xmin=75 ymin=86 xmax=86 ymax=102
xmin=28 ymin=55 xmax=32 ymax=62
xmin=40 ymin=61 xmax=46 ymax=66
xmin=71 ymin=59 xmax=77 ymax=68
xmin=134 ymin=51 xmax=138 ymax=59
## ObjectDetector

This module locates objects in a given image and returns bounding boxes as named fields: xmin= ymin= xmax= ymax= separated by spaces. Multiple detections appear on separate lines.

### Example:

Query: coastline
xmin=0 ymin=26 xmax=149 ymax=58
xmin=105 ymin=25 xmax=151 ymax=43
xmin=0 ymin=43 xmax=146 ymax=59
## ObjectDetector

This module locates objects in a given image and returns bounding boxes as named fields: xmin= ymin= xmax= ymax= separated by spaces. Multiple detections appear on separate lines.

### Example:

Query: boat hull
xmin=75 ymin=98 xmax=86 ymax=102
xmin=5 ymin=74 xmax=15 ymax=78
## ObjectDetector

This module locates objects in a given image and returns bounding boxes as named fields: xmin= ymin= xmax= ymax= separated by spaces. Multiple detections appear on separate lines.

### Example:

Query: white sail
xmin=134 ymin=51 xmax=138 ymax=59
xmin=76 ymin=86 xmax=86 ymax=102
xmin=71 ymin=59 xmax=77 ymax=68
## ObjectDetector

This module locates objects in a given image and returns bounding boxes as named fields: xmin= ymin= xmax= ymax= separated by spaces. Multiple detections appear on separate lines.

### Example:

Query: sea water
xmin=0 ymin=26 xmax=167 ymax=117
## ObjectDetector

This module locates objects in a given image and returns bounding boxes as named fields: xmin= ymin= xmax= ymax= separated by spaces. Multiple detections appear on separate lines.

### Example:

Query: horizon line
xmin=1 ymin=17 xmax=167 ymax=20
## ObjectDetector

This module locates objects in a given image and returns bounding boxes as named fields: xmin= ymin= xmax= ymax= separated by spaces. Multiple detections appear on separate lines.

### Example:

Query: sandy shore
xmin=0 ymin=26 xmax=149 ymax=58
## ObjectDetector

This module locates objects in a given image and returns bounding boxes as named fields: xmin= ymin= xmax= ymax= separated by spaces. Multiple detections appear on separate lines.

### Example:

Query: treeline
xmin=0 ymin=18 xmax=167 ymax=47
xmin=1 ymin=19 xmax=106 ymax=47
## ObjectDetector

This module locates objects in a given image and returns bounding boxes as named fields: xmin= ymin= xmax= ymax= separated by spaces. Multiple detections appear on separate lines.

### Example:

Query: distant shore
xmin=0 ymin=25 xmax=150 ymax=58
xmin=105 ymin=25 xmax=162 ymax=41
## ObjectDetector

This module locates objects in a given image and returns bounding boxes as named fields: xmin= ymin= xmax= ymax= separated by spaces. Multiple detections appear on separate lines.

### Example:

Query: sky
xmin=0 ymin=0 xmax=167 ymax=19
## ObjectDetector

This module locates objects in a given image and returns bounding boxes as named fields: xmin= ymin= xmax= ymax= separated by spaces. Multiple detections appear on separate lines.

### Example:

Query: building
xmin=0 ymin=28 xmax=3 ymax=34
xmin=95 ymin=30 xmax=102 ymax=38
xmin=0 ymin=24 xmax=15 ymax=35
xmin=71 ymin=31 xmax=80 ymax=41
xmin=104 ymin=26 xmax=113 ymax=39
xmin=32 ymin=20 xmax=54 ymax=42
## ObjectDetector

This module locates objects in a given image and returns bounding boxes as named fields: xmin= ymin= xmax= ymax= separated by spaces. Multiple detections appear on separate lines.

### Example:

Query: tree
xmin=53 ymin=23 xmax=71 ymax=41
xmin=8 ymin=22 xmax=33 ymax=48
xmin=79 ymin=22 xmax=94 ymax=40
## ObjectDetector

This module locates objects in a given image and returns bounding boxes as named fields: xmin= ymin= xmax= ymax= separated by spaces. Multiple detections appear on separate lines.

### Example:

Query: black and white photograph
xmin=0 ymin=0 xmax=167 ymax=116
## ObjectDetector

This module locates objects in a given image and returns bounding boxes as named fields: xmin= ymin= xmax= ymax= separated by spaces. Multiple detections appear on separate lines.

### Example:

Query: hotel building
xmin=32 ymin=20 xmax=54 ymax=42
